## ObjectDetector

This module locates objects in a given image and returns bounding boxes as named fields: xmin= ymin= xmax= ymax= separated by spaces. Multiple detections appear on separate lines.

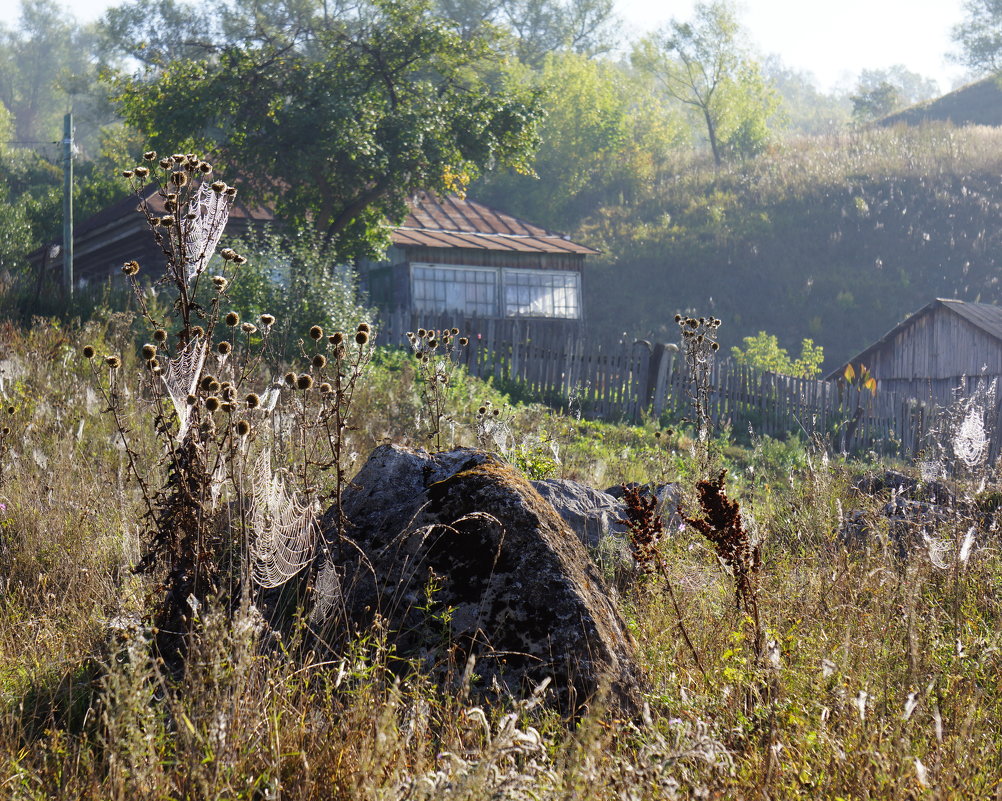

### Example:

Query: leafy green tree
xmin=476 ymin=53 xmax=685 ymax=230
xmin=225 ymin=224 xmax=374 ymax=355
xmin=952 ymin=0 xmax=1002 ymax=74
xmin=112 ymin=0 xmax=543 ymax=263
xmin=632 ymin=0 xmax=777 ymax=164
xmin=730 ymin=331 xmax=824 ymax=378
xmin=850 ymin=66 xmax=939 ymax=121
xmin=761 ymin=56 xmax=850 ymax=135
xmin=430 ymin=0 xmax=617 ymax=63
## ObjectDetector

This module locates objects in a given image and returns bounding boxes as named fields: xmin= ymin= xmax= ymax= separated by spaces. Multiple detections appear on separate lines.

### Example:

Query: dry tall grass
xmin=2 ymin=316 xmax=1002 ymax=799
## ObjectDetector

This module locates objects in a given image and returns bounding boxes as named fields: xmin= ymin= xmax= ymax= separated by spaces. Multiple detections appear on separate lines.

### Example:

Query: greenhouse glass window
xmin=502 ymin=269 xmax=580 ymax=318
xmin=411 ymin=264 xmax=498 ymax=316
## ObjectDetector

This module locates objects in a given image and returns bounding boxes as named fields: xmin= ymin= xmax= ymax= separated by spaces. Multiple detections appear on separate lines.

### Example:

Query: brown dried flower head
xmin=217 ymin=341 xmax=232 ymax=355
xmin=235 ymin=419 xmax=251 ymax=437
xmin=245 ymin=393 xmax=260 ymax=408
xmin=122 ymin=260 xmax=140 ymax=276
xmin=284 ymin=371 xmax=296 ymax=386
xmin=355 ymin=330 xmax=369 ymax=346
xmin=142 ymin=344 xmax=157 ymax=361
xmin=82 ymin=345 xmax=95 ymax=359
xmin=205 ymin=396 xmax=221 ymax=412
xmin=309 ymin=325 xmax=323 ymax=340
xmin=105 ymin=356 xmax=121 ymax=369
xmin=241 ymin=323 xmax=257 ymax=335
xmin=134 ymin=166 xmax=149 ymax=178
xmin=225 ymin=311 xmax=240 ymax=327
xmin=329 ymin=331 xmax=344 ymax=346
xmin=260 ymin=314 xmax=275 ymax=327
xmin=296 ymin=373 xmax=314 ymax=390
xmin=312 ymin=354 xmax=327 ymax=369
xmin=143 ymin=151 xmax=157 ymax=161
xmin=153 ymin=328 xmax=167 ymax=343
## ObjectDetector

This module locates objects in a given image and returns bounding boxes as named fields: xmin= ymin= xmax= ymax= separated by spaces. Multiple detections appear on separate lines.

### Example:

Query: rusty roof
xmin=76 ymin=182 xmax=274 ymax=239
xmin=390 ymin=193 xmax=598 ymax=255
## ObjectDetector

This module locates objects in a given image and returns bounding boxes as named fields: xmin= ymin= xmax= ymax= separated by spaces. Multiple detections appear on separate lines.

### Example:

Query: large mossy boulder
xmin=322 ymin=445 xmax=642 ymax=712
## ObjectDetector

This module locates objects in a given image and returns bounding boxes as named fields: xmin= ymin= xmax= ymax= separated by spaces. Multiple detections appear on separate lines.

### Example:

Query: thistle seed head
xmin=134 ymin=166 xmax=149 ymax=178
xmin=284 ymin=372 xmax=296 ymax=385
xmin=122 ymin=260 xmax=140 ymax=276
xmin=225 ymin=311 xmax=240 ymax=327
xmin=309 ymin=325 xmax=323 ymax=340
xmin=82 ymin=345 xmax=95 ymax=359
xmin=205 ymin=396 xmax=221 ymax=412
xmin=355 ymin=330 xmax=369 ymax=346
xmin=212 ymin=275 xmax=228 ymax=291
xmin=235 ymin=419 xmax=251 ymax=437
xmin=142 ymin=344 xmax=157 ymax=361
xmin=241 ymin=323 xmax=257 ymax=334
xmin=312 ymin=354 xmax=327 ymax=369
xmin=296 ymin=373 xmax=314 ymax=390
xmin=245 ymin=393 xmax=260 ymax=408
xmin=217 ymin=341 xmax=232 ymax=355
xmin=143 ymin=151 xmax=157 ymax=161
xmin=153 ymin=329 xmax=167 ymax=343
xmin=260 ymin=314 xmax=275 ymax=327
xmin=105 ymin=356 xmax=121 ymax=369
xmin=329 ymin=331 xmax=344 ymax=346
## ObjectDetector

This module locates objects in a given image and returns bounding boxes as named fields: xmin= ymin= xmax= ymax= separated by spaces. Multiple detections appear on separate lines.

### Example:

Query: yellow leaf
xmin=864 ymin=376 xmax=877 ymax=395
xmin=843 ymin=364 xmax=856 ymax=382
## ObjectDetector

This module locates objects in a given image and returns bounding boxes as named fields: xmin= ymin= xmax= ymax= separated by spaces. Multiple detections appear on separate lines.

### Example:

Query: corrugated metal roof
xmin=390 ymin=193 xmax=598 ymax=255
xmin=825 ymin=298 xmax=1002 ymax=380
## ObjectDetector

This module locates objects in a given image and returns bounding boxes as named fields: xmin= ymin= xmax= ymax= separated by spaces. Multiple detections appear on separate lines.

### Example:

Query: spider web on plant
xmin=248 ymin=449 xmax=318 ymax=588
xmin=160 ymin=336 xmax=207 ymax=441
xmin=182 ymin=182 xmax=234 ymax=283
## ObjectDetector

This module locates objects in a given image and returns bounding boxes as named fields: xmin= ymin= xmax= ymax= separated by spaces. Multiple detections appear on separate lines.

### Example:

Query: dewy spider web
xmin=248 ymin=449 xmax=318 ymax=588
xmin=182 ymin=182 xmax=234 ymax=283
xmin=160 ymin=336 xmax=207 ymax=440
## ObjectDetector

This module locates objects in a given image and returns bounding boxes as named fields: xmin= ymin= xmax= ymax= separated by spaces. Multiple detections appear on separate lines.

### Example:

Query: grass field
xmin=0 ymin=313 xmax=999 ymax=800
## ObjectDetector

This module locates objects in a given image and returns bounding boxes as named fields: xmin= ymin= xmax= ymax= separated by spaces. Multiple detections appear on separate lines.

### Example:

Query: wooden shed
xmin=826 ymin=298 xmax=1002 ymax=403
xmin=361 ymin=192 xmax=597 ymax=322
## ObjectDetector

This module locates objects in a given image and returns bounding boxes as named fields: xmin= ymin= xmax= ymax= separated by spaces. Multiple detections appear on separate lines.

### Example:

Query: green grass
xmin=1 ymin=315 xmax=1001 ymax=799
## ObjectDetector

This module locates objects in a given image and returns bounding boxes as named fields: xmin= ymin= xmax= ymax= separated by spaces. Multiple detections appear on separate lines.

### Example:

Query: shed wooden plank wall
xmin=865 ymin=306 xmax=1002 ymax=385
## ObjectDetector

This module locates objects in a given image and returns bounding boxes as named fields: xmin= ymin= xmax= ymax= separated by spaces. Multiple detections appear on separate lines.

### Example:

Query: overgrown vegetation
xmin=4 ymin=310 xmax=1002 ymax=797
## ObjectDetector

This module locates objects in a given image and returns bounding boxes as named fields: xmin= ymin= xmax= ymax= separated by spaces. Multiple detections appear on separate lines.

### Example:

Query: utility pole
xmin=62 ymin=112 xmax=73 ymax=297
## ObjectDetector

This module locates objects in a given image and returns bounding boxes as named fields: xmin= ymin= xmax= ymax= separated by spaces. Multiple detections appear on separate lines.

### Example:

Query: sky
xmin=0 ymin=0 xmax=974 ymax=94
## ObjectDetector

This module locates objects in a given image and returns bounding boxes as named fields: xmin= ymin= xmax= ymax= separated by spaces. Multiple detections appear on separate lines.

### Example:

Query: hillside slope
xmin=584 ymin=124 xmax=1002 ymax=370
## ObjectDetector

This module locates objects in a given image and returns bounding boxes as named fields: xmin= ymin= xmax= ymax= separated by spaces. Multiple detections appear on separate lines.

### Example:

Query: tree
xmin=632 ymin=0 xmax=776 ymax=164
xmin=850 ymin=66 xmax=939 ymax=121
xmin=476 ymin=53 xmax=686 ymax=230
xmin=111 ymin=0 xmax=543 ymax=263
xmin=953 ymin=0 xmax=1002 ymax=74
xmin=429 ymin=0 xmax=618 ymax=64
xmin=730 ymin=331 xmax=824 ymax=379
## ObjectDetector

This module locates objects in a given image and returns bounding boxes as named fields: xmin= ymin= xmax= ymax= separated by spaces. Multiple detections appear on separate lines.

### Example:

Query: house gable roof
xmin=390 ymin=193 xmax=598 ymax=255
xmin=825 ymin=298 xmax=1002 ymax=380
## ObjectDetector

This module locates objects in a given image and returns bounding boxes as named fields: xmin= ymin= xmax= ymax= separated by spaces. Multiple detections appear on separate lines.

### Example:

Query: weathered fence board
xmin=376 ymin=309 xmax=1002 ymax=459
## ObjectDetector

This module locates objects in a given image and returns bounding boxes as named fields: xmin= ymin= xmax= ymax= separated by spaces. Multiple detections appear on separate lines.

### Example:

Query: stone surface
xmin=323 ymin=445 xmax=642 ymax=712
xmin=531 ymin=478 xmax=627 ymax=550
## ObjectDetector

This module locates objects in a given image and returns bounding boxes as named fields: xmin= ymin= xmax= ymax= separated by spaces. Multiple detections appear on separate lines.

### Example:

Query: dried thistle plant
xmin=407 ymin=327 xmax=470 ymax=451
xmin=86 ymin=152 xmax=345 ymax=671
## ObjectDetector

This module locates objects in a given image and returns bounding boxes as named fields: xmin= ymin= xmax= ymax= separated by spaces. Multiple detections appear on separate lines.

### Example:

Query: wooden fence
xmin=377 ymin=310 xmax=995 ymax=458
